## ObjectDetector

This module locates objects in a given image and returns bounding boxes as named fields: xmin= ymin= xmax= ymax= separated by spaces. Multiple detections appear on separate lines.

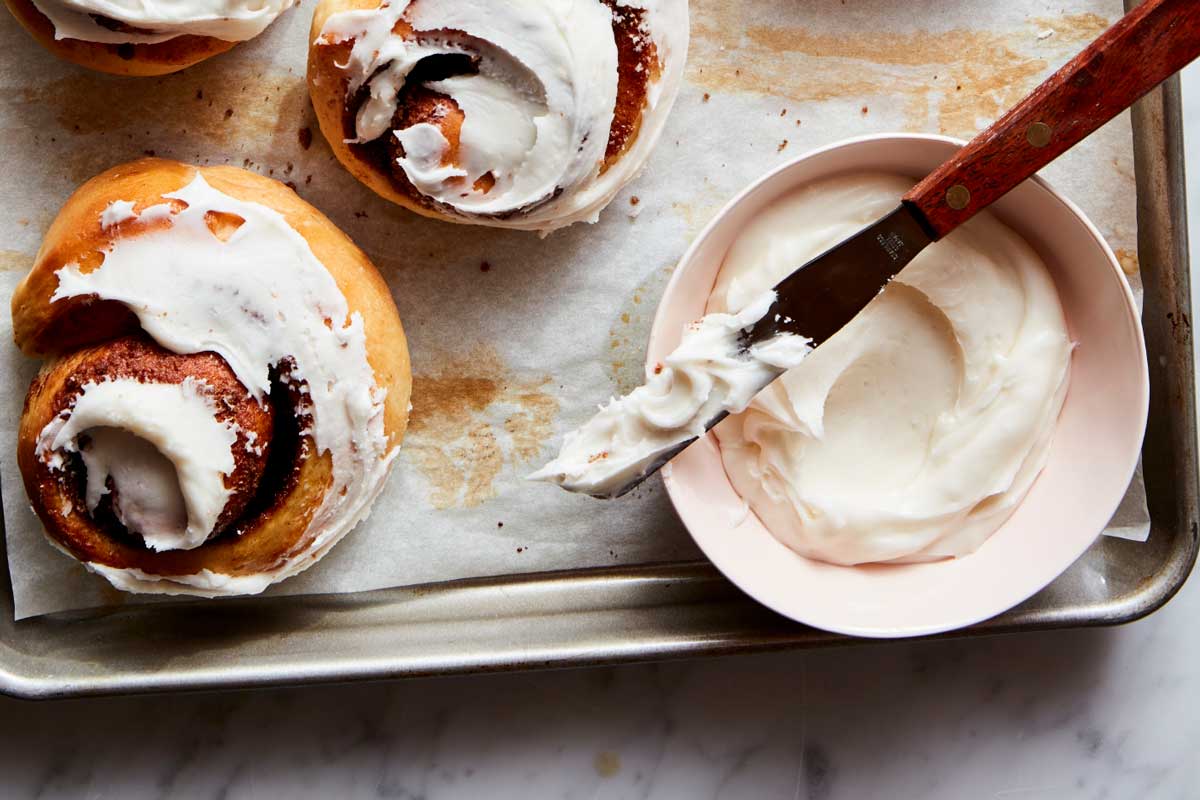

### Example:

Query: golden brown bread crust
xmin=305 ymin=0 xmax=659 ymax=219
xmin=4 ymin=0 xmax=237 ymax=76
xmin=307 ymin=0 xmax=441 ymax=221
xmin=12 ymin=158 xmax=412 ymax=583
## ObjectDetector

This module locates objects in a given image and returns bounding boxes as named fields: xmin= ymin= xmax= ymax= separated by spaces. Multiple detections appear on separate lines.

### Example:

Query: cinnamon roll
xmin=12 ymin=159 xmax=411 ymax=596
xmin=5 ymin=0 xmax=295 ymax=76
xmin=307 ymin=0 xmax=688 ymax=232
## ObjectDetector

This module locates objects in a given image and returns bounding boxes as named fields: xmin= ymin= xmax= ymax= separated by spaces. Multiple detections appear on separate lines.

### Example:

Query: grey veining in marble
xmin=2 ymin=567 xmax=1200 ymax=800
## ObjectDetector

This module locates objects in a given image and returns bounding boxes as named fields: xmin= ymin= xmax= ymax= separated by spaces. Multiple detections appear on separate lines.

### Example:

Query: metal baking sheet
xmin=1 ymin=2 xmax=1197 ymax=698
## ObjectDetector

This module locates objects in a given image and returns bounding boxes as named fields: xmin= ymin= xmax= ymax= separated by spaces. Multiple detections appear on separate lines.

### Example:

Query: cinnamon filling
xmin=223 ymin=359 xmax=308 ymax=539
xmin=89 ymin=13 xmax=158 ymax=36
xmin=342 ymin=3 xmax=658 ymax=211
xmin=35 ymin=336 xmax=310 ymax=552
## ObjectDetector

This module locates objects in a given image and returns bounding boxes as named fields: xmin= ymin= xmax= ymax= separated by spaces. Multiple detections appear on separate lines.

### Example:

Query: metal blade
xmin=740 ymin=203 xmax=934 ymax=349
xmin=608 ymin=204 xmax=933 ymax=498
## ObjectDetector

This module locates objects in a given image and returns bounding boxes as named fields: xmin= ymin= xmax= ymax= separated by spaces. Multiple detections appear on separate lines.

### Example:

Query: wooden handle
xmin=904 ymin=0 xmax=1200 ymax=239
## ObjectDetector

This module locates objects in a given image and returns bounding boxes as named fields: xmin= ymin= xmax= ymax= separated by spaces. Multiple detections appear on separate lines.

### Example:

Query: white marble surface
xmin=2 ymin=49 xmax=1200 ymax=800
xmin=2 ymin=579 xmax=1200 ymax=799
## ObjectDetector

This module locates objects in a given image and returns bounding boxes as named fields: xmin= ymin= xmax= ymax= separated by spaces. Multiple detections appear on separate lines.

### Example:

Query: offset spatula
xmin=610 ymin=0 xmax=1200 ymax=498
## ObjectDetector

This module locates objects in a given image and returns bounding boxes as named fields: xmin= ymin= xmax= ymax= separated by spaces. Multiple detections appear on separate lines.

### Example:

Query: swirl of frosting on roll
xmin=13 ymin=161 xmax=410 ymax=597
xmin=312 ymin=0 xmax=687 ymax=231
xmin=30 ymin=0 xmax=295 ymax=44
xmin=35 ymin=374 xmax=252 ymax=552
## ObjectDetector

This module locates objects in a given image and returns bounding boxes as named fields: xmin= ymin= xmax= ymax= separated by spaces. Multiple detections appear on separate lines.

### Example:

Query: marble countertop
xmin=3 ymin=53 xmax=1199 ymax=800
xmin=3 ymin=575 xmax=1198 ymax=798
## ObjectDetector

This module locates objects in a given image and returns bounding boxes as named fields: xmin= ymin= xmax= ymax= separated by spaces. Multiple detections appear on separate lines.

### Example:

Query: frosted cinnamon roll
xmin=5 ymin=0 xmax=295 ymax=75
xmin=12 ymin=159 xmax=411 ymax=596
xmin=307 ymin=0 xmax=688 ymax=232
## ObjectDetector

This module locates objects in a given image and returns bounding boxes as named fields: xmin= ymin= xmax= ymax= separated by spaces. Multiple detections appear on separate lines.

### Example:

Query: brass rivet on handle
xmin=946 ymin=184 xmax=970 ymax=211
xmin=1027 ymin=121 xmax=1053 ymax=148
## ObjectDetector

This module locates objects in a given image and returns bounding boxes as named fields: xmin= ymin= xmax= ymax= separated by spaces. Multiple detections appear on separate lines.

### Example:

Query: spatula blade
xmin=604 ymin=205 xmax=934 ymax=498
xmin=741 ymin=204 xmax=934 ymax=349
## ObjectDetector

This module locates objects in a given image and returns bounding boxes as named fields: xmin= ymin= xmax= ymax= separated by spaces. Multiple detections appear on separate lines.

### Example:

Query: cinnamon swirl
xmin=307 ymin=0 xmax=688 ymax=232
xmin=5 ymin=0 xmax=295 ymax=75
xmin=12 ymin=159 xmax=411 ymax=596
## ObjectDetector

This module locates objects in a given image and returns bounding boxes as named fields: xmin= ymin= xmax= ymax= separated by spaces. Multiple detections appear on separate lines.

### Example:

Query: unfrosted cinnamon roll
xmin=5 ymin=0 xmax=295 ymax=76
xmin=12 ymin=159 xmax=411 ymax=596
xmin=307 ymin=0 xmax=688 ymax=233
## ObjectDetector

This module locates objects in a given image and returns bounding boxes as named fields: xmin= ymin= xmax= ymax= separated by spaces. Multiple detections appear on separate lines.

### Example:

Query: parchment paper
xmin=0 ymin=0 xmax=1148 ymax=619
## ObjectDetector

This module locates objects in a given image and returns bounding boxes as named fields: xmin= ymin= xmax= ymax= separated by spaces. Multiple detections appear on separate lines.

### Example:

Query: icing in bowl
xmin=653 ymin=134 xmax=1148 ymax=637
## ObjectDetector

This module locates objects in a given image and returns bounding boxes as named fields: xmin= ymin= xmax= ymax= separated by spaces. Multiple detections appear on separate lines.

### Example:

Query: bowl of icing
xmin=652 ymin=133 xmax=1148 ymax=637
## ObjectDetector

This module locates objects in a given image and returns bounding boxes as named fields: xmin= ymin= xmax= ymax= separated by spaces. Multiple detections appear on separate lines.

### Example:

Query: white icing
xmin=35 ymin=377 xmax=237 ymax=552
xmin=81 ymin=429 xmax=189 ymax=548
xmin=709 ymin=173 xmax=1073 ymax=566
xmin=31 ymin=0 xmax=295 ymax=44
xmin=49 ymin=173 xmax=397 ymax=594
xmin=100 ymin=200 xmax=136 ymax=230
xmin=530 ymin=291 xmax=811 ymax=497
xmin=392 ymin=124 xmax=467 ymax=189
xmin=84 ymin=562 xmax=275 ymax=596
xmin=318 ymin=0 xmax=688 ymax=232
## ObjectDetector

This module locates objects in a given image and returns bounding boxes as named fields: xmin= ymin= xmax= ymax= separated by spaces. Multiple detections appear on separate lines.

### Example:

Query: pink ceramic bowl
xmin=652 ymin=134 xmax=1148 ymax=638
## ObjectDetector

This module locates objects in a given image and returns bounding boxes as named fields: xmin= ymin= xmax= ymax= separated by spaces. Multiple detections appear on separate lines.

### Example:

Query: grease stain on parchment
xmin=670 ymin=196 xmax=728 ymax=239
xmin=1113 ymin=248 xmax=1140 ymax=276
xmin=0 ymin=250 xmax=33 ymax=272
xmin=405 ymin=346 xmax=558 ymax=509
xmin=608 ymin=265 xmax=676 ymax=395
xmin=593 ymin=751 xmax=622 ymax=778
xmin=689 ymin=3 xmax=1114 ymax=137
xmin=15 ymin=66 xmax=315 ymax=183
xmin=1029 ymin=13 xmax=1111 ymax=42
